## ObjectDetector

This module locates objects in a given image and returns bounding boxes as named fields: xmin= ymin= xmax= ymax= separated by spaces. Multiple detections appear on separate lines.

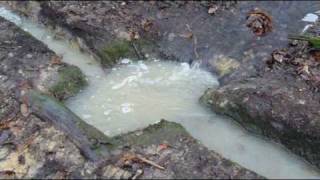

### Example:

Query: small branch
xmin=136 ymin=154 xmax=165 ymax=170
xmin=132 ymin=169 xmax=143 ymax=180
xmin=186 ymin=24 xmax=200 ymax=60
xmin=131 ymin=42 xmax=143 ymax=60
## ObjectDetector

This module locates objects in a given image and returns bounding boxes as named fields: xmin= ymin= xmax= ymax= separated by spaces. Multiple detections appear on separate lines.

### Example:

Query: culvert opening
xmin=1 ymin=6 xmax=320 ymax=179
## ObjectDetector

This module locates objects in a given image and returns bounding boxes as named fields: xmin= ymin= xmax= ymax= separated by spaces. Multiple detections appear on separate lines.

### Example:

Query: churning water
xmin=1 ymin=6 xmax=320 ymax=179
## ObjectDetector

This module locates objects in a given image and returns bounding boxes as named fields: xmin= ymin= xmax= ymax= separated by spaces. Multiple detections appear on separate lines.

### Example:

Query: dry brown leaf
xmin=51 ymin=55 xmax=63 ymax=65
xmin=179 ymin=32 xmax=193 ymax=39
xmin=246 ymin=8 xmax=273 ymax=36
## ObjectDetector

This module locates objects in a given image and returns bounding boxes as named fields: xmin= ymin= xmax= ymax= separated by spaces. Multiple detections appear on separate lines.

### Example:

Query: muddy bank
xmin=0 ymin=11 xmax=262 ymax=178
xmin=3 ymin=1 xmax=318 ymax=77
xmin=0 ymin=16 xmax=86 ymax=100
xmin=201 ymin=23 xmax=320 ymax=168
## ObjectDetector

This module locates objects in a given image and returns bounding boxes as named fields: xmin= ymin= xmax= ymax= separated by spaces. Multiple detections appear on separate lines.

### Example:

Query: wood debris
xmin=132 ymin=169 xmax=143 ymax=180
xmin=121 ymin=152 xmax=165 ymax=170
xmin=186 ymin=24 xmax=199 ymax=59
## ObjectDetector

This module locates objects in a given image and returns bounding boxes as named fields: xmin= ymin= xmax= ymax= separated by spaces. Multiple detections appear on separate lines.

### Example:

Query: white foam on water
xmin=302 ymin=13 xmax=318 ymax=23
xmin=1 ymin=6 xmax=320 ymax=179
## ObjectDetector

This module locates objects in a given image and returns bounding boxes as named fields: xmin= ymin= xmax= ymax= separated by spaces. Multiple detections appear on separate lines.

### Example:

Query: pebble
xmin=26 ymin=54 xmax=33 ymax=58
xmin=20 ymin=103 xmax=29 ymax=117
xmin=0 ymin=130 xmax=10 ymax=145
xmin=8 ymin=52 xmax=14 ymax=57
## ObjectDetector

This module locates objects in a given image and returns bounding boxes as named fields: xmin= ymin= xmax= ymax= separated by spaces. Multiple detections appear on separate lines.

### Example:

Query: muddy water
xmin=1 ymin=6 xmax=320 ymax=179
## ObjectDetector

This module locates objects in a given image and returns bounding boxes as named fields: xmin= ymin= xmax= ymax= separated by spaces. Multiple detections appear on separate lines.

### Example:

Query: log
xmin=21 ymin=90 xmax=106 ymax=162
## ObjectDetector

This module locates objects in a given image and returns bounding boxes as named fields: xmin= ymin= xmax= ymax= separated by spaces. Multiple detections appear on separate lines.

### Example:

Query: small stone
xmin=20 ymin=103 xmax=29 ymax=117
xmin=290 ymin=40 xmax=299 ymax=46
xmin=168 ymin=33 xmax=176 ymax=41
xmin=8 ymin=52 xmax=14 ymax=57
xmin=26 ymin=54 xmax=33 ymax=58
xmin=208 ymin=6 xmax=219 ymax=14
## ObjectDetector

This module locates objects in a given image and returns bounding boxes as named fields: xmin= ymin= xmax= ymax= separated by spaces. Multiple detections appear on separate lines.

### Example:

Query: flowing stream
xmin=1 ymin=6 xmax=320 ymax=179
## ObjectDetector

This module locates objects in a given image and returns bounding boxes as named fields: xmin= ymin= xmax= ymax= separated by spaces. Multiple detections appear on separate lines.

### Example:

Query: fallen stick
xmin=132 ymin=169 xmax=143 ymax=180
xmin=186 ymin=24 xmax=200 ymax=59
xmin=20 ymin=90 xmax=101 ymax=162
xmin=131 ymin=42 xmax=143 ymax=60
xmin=136 ymin=155 xmax=165 ymax=170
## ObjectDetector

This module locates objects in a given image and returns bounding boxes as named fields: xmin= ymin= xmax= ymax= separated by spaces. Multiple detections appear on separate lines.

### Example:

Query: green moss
xmin=49 ymin=65 xmax=87 ymax=100
xmin=98 ymin=38 xmax=159 ymax=67
xmin=98 ymin=40 xmax=135 ymax=67
xmin=76 ymin=119 xmax=114 ymax=145
xmin=111 ymin=120 xmax=189 ymax=149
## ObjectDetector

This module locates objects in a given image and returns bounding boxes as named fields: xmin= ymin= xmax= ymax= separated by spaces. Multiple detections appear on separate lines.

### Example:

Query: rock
xmin=8 ymin=52 xmax=13 ymax=57
xmin=26 ymin=54 xmax=33 ymax=58
xmin=209 ymin=55 xmax=240 ymax=77
xmin=201 ymin=37 xmax=320 ymax=168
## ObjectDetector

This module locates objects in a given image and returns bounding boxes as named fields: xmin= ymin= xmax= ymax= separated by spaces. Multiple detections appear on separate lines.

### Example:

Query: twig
xmin=186 ymin=24 xmax=200 ymax=59
xmin=132 ymin=169 xmax=143 ymax=180
xmin=131 ymin=42 xmax=143 ymax=60
xmin=136 ymin=154 xmax=165 ymax=170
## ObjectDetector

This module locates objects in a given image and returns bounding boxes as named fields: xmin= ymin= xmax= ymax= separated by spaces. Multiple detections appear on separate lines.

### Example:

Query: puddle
xmin=1 ymin=6 xmax=320 ymax=179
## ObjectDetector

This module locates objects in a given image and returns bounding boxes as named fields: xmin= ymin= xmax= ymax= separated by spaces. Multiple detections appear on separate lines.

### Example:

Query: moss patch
xmin=49 ymin=65 xmax=87 ymax=100
xmin=98 ymin=40 xmax=136 ymax=67
xmin=111 ymin=119 xmax=189 ymax=149
xmin=98 ymin=38 xmax=159 ymax=67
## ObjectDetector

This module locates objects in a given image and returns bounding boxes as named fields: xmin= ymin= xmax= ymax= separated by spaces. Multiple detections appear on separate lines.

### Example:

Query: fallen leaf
xmin=51 ymin=55 xmax=63 ymax=65
xmin=246 ymin=8 xmax=273 ymax=36
xmin=142 ymin=19 xmax=153 ymax=32
xmin=179 ymin=31 xmax=193 ymax=39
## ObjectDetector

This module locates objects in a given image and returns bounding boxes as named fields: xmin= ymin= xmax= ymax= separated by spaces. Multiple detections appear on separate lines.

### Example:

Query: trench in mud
xmin=1 ymin=6 xmax=320 ymax=179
